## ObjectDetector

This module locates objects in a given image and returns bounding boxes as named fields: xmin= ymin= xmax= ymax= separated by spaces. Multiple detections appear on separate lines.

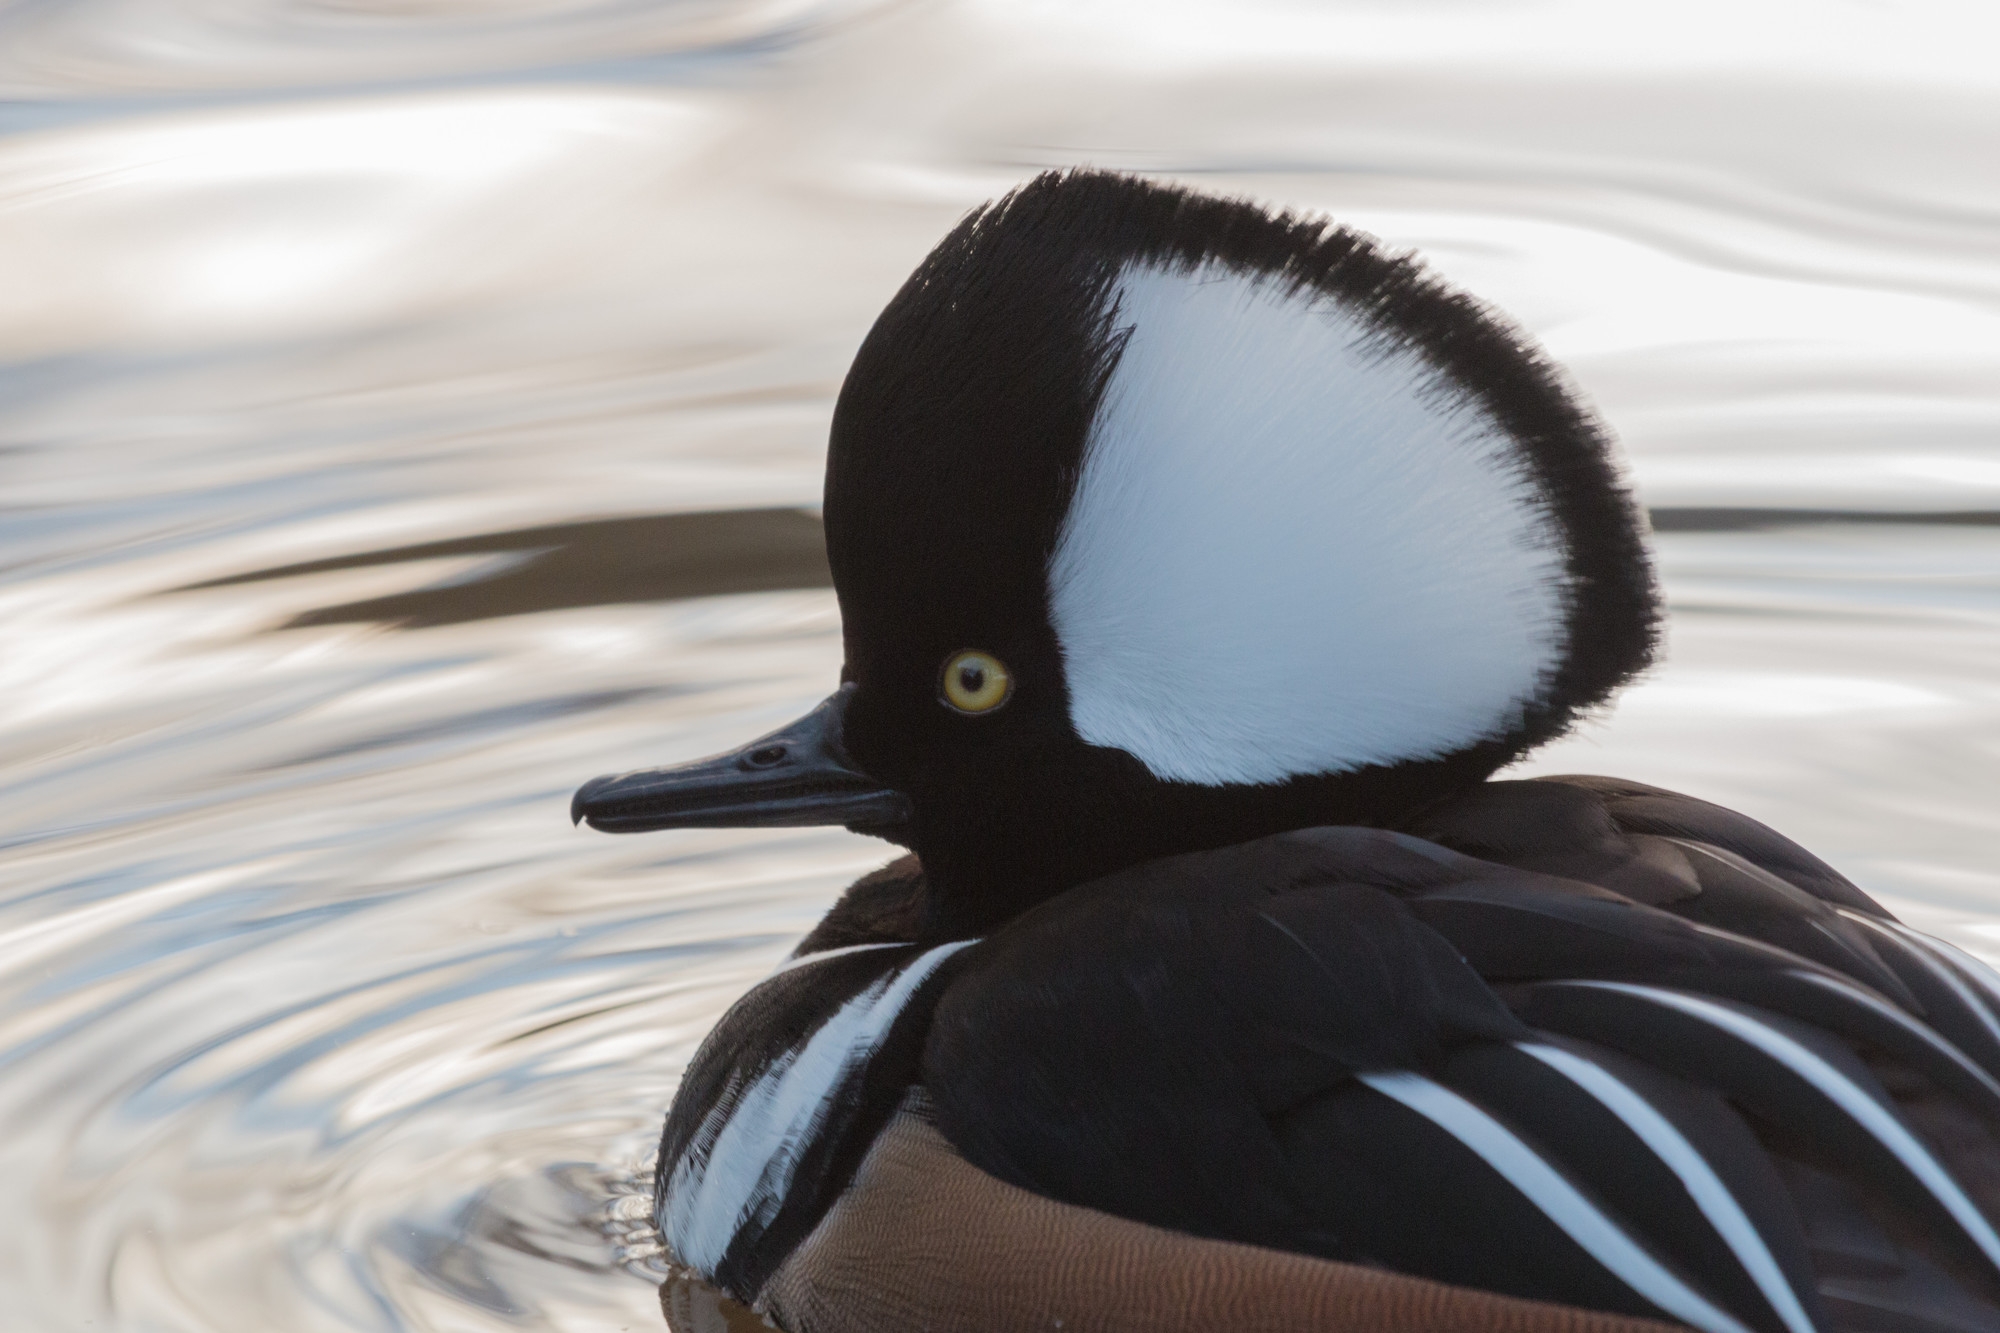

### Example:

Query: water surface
xmin=3 ymin=1 xmax=1999 ymax=1328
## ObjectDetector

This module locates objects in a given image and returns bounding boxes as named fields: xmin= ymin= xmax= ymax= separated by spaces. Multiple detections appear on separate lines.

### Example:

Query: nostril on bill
xmin=745 ymin=745 xmax=789 ymax=768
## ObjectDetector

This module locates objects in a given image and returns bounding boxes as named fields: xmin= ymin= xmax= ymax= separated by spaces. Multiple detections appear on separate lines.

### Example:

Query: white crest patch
xmin=1048 ymin=260 xmax=1570 ymax=786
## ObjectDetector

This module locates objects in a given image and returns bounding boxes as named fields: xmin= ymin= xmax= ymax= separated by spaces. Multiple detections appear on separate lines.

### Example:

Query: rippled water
xmin=4 ymin=1 xmax=1999 ymax=1328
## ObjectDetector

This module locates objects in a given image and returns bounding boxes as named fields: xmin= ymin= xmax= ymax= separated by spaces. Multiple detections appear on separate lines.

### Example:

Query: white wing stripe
xmin=1785 ymin=968 xmax=2000 ymax=1101
xmin=1517 ymin=1042 xmax=1818 ymax=1333
xmin=1357 ymin=1070 xmax=1753 ymax=1333
xmin=763 ymin=940 xmax=907 ymax=980
xmin=1572 ymin=981 xmax=2000 ymax=1277
xmin=1907 ymin=929 xmax=2000 ymax=1013
xmin=1867 ymin=916 xmax=2000 ymax=1045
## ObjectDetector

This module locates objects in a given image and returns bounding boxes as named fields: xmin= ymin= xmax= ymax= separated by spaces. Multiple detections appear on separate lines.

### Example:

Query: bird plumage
xmin=658 ymin=780 xmax=2000 ymax=1332
xmin=571 ymin=170 xmax=2000 ymax=1333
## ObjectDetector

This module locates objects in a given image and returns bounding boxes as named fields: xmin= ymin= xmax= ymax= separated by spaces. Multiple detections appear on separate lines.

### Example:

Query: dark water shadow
xmin=168 ymin=506 xmax=2000 ymax=631
xmin=174 ymin=508 xmax=830 ymax=628
xmin=660 ymin=1275 xmax=767 ymax=1333
xmin=1648 ymin=508 xmax=2000 ymax=533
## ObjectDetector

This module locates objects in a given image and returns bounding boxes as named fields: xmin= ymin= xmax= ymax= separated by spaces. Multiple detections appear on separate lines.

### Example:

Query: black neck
xmin=910 ymin=743 xmax=1511 ymax=941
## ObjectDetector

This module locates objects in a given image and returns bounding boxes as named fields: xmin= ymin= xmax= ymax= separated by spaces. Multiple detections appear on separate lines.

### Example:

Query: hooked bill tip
xmin=570 ymin=776 xmax=607 ymax=827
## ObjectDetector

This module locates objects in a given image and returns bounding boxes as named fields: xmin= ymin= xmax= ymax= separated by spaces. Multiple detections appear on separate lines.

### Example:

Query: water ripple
xmin=0 ymin=0 xmax=890 ymax=102
xmin=3 ymin=1 xmax=1999 ymax=1328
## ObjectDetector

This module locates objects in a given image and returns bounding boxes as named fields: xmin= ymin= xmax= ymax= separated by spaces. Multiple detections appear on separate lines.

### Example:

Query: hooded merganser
xmin=575 ymin=171 xmax=2000 ymax=1333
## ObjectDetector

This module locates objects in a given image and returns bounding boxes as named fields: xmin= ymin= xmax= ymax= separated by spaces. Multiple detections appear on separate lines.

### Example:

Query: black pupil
xmin=958 ymin=664 xmax=986 ymax=694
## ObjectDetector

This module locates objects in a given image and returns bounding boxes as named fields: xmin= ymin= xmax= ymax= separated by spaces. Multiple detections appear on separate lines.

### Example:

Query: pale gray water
xmin=2 ymin=2 xmax=1998 ymax=1329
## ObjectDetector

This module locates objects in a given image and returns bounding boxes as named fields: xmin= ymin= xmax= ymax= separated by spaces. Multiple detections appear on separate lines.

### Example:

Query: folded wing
xmin=923 ymin=783 xmax=2000 ymax=1333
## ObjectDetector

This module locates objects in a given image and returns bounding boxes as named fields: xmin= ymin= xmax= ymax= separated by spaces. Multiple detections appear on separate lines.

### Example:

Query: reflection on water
xmin=1 ymin=1 xmax=1998 ymax=1329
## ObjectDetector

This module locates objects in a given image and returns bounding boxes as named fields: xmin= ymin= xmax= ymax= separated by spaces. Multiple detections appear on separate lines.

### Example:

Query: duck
xmin=574 ymin=169 xmax=2000 ymax=1333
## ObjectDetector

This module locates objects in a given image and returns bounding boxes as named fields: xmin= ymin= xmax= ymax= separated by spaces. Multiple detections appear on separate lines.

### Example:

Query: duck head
xmin=573 ymin=170 xmax=1659 ymax=939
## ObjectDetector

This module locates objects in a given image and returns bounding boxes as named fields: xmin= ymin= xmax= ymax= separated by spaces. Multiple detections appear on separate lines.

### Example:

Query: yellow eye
xmin=939 ymin=649 xmax=1013 ymax=714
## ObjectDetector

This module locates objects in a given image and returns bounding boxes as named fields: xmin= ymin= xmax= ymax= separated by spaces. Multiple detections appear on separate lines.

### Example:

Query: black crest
xmin=825 ymin=170 xmax=1659 ymax=928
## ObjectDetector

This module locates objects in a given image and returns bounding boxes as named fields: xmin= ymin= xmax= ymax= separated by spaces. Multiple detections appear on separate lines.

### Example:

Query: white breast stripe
xmin=1517 ymin=1043 xmax=1818 ymax=1333
xmin=1358 ymin=1071 xmax=1753 ymax=1333
xmin=661 ymin=940 xmax=974 ymax=1275
xmin=1048 ymin=259 xmax=1569 ymax=786
xmin=1571 ymin=981 xmax=2000 ymax=1278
